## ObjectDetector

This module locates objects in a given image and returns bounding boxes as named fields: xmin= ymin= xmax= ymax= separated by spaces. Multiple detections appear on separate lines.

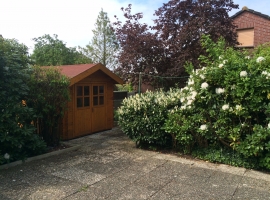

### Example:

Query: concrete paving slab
xmin=110 ymin=168 xmax=146 ymax=183
xmin=0 ymin=127 xmax=270 ymax=200
xmin=64 ymin=186 xmax=107 ymax=200
xmin=240 ymin=175 xmax=270 ymax=191
xmin=110 ymin=184 xmax=156 ymax=200
xmin=0 ymin=145 xmax=81 ymax=170
xmin=244 ymin=169 xmax=270 ymax=182
xmin=146 ymin=163 xmax=179 ymax=180
xmin=86 ymin=133 xmax=110 ymax=140
xmin=76 ymin=160 xmax=122 ymax=176
xmin=209 ymin=170 xmax=244 ymax=184
xmin=133 ymin=173 xmax=173 ymax=192
xmin=52 ymin=168 xmax=105 ymax=185
xmin=151 ymin=179 xmax=232 ymax=200
xmin=127 ymin=157 xmax=167 ymax=173
xmin=0 ymin=171 xmax=83 ymax=200
xmin=232 ymin=186 xmax=270 ymax=200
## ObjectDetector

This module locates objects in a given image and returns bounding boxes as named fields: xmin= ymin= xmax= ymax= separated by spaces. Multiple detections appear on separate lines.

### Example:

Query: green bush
xmin=115 ymin=83 xmax=133 ymax=92
xmin=117 ymin=89 xmax=182 ymax=147
xmin=0 ymin=37 xmax=46 ymax=165
xmin=191 ymin=146 xmax=258 ymax=169
xmin=164 ymin=35 xmax=270 ymax=169
xmin=27 ymin=66 xmax=70 ymax=147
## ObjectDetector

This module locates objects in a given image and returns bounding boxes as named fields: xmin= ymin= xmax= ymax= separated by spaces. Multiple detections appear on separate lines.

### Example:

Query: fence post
xmin=138 ymin=72 xmax=142 ymax=94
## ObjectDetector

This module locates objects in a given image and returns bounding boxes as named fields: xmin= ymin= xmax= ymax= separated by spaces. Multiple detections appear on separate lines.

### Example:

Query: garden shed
xmin=58 ymin=63 xmax=123 ymax=140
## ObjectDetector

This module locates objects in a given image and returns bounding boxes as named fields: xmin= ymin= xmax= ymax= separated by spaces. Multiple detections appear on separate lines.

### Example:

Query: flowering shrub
xmin=117 ymin=89 xmax=182 ymax=147
xmin=164 ymin=35 xmax=270 ymax=169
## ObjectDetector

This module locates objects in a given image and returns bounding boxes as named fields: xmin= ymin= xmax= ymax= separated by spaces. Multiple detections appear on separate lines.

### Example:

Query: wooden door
xmin=91 ymin=84 xmax=106 ymax=133
xmin=74 ymin=85 xmax=91 ymax=137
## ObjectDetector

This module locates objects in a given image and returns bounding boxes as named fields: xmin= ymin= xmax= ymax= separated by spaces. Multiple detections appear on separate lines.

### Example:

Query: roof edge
xmin=69 ymin=63 xmax=123 ymax=86
xmin=231 ymin=9 xmax=270 ymax=20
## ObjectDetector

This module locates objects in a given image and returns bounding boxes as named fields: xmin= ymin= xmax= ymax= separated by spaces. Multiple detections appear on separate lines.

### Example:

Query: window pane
xmin=99 ymin=96 xmax=104 ymax=105
xmin=77 ymin=97 xmax=83 ymax=107
xmin=99 ymin=86 xmax=104 ymax=94
xmin=77 ymin=86 xmax=83 ymax=96
xmin=84 ymin=97 xmax=90 ymax=106
xmin=93 ymin=96 xmax=98 ymax=106
xmin=93 ymin=86 xmax=98 ymax=95
xmin=84 ymin=86 xmax=89 ymax=96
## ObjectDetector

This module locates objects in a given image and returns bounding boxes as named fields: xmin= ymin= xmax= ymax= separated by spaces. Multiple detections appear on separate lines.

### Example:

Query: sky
xmin=1 ymin=0 xmax=270 ymax=53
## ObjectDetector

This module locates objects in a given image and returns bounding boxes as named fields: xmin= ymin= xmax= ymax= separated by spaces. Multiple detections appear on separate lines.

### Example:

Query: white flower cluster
xmin=240 ymin=71 xmax=248 ymax=77
xmin=219 ymin=104 xmax=244 ymax=113
xmin=222 ymin=104 xmax=229 ymax=110
xmin=188 ymin=79 xmax=194 ymax=85
xmin=201 ymin=82 xmax=209 ymax=89
xmin=200 ymin=74 xmax=205 ymax=79
xmin=218 ymin=57 xmax=228 ymax=68
xmin=256 ymin=56 xmax=265 ymax=63
xmin=262 ymin=71 xmax=270 ymax=79
xmin=180 ymin=85 xmax=197 ymax=110
xmin=118 ymin=89 xmax=183 ymax=118
xmin=193 ymin=67 xmax=207 ymax=76
xmin=218 ymin=64 xmax=224 ymax=68
xmin=235 ymin=105 xmax=242 ymax=111
xmin=4 ymin=153 xmax=10 ymax=160
xmin=200 ymin=124 xmax=207 ymax=131
xmin=215 ymin=88 xmax=225 ymax=94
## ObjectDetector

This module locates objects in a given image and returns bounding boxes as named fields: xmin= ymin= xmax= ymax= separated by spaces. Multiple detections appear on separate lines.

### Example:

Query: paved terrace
xmin=0 ymin=127 xmax=269 ymax=200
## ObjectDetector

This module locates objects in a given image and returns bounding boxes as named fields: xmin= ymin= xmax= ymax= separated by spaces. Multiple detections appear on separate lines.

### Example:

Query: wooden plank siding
xmin=57 ymin=64 xmax=123 ymax=140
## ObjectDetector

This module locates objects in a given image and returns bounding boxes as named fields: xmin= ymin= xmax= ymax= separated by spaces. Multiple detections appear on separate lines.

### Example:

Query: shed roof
xmin=55 ymin=63 xmax=123 ymax=86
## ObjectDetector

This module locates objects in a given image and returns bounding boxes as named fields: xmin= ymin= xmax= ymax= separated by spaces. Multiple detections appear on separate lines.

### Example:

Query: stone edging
xmin=0 ymin=145 xmax=80 ymax=170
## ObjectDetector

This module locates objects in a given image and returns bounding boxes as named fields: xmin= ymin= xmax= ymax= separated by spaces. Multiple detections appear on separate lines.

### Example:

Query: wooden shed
xmin=58 ymin=63 xmax=123 ymax=140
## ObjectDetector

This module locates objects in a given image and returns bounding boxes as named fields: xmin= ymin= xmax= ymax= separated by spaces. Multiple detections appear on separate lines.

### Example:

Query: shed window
xmin=93 ymin=85 xmax=104 ymax=106
xmin=236 ymin=28 xmax=254 ymax=47
xmin=76 ymin=85 xmax=90 ymax=108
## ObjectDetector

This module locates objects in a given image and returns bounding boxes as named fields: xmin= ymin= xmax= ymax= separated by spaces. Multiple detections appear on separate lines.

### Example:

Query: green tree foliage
xmin=0 ymin=37 xmax=46 ymax=165
xmin=74 ymin=46 xmax=93 ymax=64
xmin=86 ymin=9 xmax=119 ymax=70
xmin=31 ymin=34 xmax=92 ymax=66
xmin=27 ymin=66 xmax=70 ymax=147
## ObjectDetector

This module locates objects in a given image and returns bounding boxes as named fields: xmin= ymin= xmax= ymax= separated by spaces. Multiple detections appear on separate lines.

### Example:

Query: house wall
xmin=233 ymin=11 xmax=270 ymax=47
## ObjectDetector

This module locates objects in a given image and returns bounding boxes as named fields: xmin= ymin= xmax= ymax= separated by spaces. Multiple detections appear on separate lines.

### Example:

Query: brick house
xmin=231 ymin=6 xmax=270 ymax=48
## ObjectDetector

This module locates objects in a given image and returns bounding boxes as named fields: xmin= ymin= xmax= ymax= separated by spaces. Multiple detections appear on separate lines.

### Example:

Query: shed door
xmin=92 ymin=84 xmax=106 ymax=133
xmin=75 ymin=85 xmax=91 ymax=136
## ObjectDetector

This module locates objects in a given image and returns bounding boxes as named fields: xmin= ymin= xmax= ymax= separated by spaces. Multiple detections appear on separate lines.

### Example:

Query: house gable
xmin=231 ymin=7 xmax=270 ymax=48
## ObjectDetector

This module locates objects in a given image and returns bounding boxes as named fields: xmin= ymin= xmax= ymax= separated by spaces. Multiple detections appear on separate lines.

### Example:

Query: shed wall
xmin=60 ymin=70 xmax=116 ymax=140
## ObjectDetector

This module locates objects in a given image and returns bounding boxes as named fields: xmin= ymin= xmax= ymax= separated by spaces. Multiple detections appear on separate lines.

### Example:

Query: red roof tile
xmin=57 ymin=63 xmax=97 ymax=78
xmin=42 ymin=63 xmax=123 ymax=85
